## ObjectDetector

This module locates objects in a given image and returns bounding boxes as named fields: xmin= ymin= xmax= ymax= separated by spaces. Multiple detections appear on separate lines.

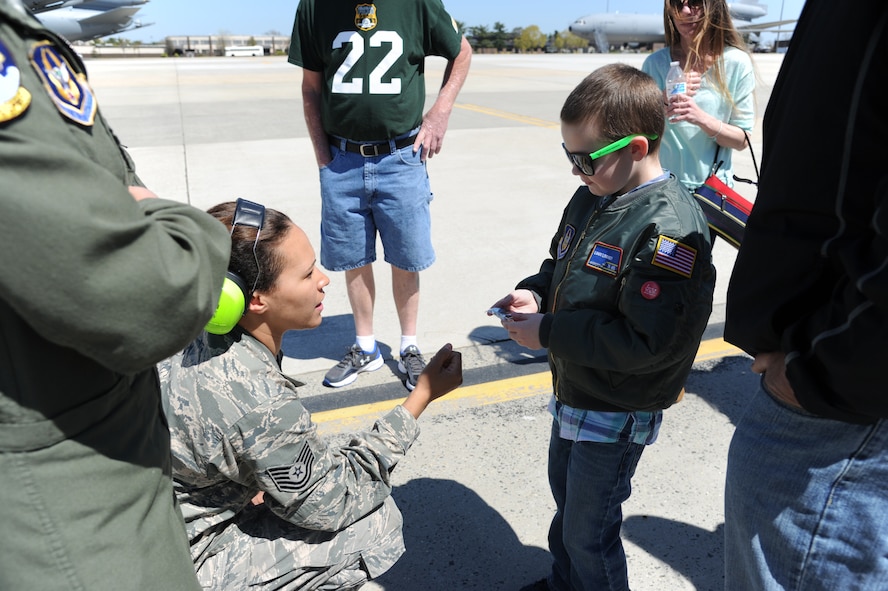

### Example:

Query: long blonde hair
xmin=663 ymin=0 xmax=749 ymax=104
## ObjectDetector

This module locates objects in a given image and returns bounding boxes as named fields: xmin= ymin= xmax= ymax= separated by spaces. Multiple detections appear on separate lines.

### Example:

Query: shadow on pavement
xmin=685 ymin=355 xmax=758 ymax=426
xmin=616 ymin=354 xmax=755 ymax=588
xmin=372 ymin=478 xmax=551 ymax=590
xmin=467 ymin=327 xmax=549 ymax=368
xmin=623 ymin=516 xmax=725 ymax=590
xmin=282 ymin=313 xmax=369 ymax=364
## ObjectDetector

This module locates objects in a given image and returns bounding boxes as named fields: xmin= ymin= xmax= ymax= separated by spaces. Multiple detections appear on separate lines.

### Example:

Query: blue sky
xmin=126 ymin=0 xmax=806 ymax=44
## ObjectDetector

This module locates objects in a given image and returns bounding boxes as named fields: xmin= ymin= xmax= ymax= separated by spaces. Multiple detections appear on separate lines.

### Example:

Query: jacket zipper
xmin=549 ymin=194 xmax=615 ymax=397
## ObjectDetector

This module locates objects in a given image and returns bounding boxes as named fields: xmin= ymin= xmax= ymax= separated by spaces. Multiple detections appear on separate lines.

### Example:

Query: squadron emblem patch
xmin=266 ymin=443 xmax=315 ymax=493
xmin=557 ymin=225 xmax=576 ymax=260
xmin=355 ymin=4 xmax=378 ymax=31
xmin=29 ymin=41 xmax=96 ymax=126
xmin=0 ymin=40 xmax=32 ymax=123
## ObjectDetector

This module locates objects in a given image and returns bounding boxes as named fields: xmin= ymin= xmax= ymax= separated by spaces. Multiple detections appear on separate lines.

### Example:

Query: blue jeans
xmin=546 ymin=420 xmax=645 ymax=591
xmin=725 ymin=383 xmax=888 ymax=591
xmin=318 ymin=130 xmax=434 ymax=273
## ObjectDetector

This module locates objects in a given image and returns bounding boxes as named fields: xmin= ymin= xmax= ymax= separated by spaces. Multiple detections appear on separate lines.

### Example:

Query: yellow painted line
xmin=312 ymin=337 xmax=746 ymax=430
xmin=312 ymin=371 xmax=552 ymax=426
xmin=454 ymin=103 xmax=559 ymax=129
xmin=694 ymin=337 xmax=744 ymax=363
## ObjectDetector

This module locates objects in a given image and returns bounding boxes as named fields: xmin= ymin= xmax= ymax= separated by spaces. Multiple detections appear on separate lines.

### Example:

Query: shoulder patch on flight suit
xmin=29 ymin=41 xmax=95 ymax=126
xmin=0 ymin=40 xmax=32 ymax=123
xmin=651 ymin=235 xmax=697 ymax=278
xmin=266 ymin=443 xmax=315 ymax=493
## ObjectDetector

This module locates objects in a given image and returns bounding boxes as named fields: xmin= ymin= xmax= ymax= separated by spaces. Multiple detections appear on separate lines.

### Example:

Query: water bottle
xmin=665 ymin=60 xmax=686 ymax=101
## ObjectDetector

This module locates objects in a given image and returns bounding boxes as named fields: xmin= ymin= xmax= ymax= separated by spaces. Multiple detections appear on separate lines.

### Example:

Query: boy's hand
xmin=490 ymin=289 xmax=540 ymax=315
xmin=402 ymin=344 xmax=463 ymax=418
xmin=505 ymin=312 xmax=544 ymax=350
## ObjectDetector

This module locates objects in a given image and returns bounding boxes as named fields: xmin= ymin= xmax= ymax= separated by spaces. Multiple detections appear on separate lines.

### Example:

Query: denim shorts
xmin=318 ymin=131 xmax=435 ymax=273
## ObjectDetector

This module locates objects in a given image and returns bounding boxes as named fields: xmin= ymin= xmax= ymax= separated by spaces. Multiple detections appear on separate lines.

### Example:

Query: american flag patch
xmin=651 ymin=236 xmax=697 ymax=278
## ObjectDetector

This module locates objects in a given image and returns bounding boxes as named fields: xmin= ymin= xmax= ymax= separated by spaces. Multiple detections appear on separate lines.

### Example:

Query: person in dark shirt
xmin=723 ymin=3 xmax=888 ymax=589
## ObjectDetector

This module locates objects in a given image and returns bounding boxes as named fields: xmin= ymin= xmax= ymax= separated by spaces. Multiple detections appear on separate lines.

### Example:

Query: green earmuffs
xmin=204 ymin=198 xmax=266 ymax=335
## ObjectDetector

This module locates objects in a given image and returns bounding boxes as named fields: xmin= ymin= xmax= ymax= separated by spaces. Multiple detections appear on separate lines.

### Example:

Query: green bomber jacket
xmin=517 ymin=176 xmax=716 ymax=412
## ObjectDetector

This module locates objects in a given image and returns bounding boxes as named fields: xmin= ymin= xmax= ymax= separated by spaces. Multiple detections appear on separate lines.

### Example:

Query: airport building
xmin=164 ymin=34 xmax=290 ymax=57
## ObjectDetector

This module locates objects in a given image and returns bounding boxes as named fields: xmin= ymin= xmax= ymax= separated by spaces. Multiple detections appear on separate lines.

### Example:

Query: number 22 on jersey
xmin=332 ymin=31 xmax=403 ymax=95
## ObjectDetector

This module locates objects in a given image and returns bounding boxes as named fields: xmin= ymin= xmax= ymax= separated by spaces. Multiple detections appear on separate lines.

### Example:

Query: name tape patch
xmin=586 ymin=242 xmax=623 ymax=276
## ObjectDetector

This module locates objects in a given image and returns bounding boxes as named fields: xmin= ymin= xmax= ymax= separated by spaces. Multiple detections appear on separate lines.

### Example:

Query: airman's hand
xmin=402 ymin=344 xmax=463 ymax=418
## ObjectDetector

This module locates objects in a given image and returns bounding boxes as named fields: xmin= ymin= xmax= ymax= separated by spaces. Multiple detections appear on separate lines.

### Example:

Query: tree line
xmin=457 ymin=21 xmax=589 ymax=53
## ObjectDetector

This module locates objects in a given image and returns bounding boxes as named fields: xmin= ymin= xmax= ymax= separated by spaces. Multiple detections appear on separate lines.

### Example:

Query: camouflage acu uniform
xmin=158 ymin=327 xmax=420 ymax=590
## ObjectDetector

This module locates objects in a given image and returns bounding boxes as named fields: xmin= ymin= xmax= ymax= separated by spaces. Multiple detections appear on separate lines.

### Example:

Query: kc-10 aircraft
xmin=32 ymin=0 xmax=151 ymax=42
xmin=569 ymin=0 xmax=795 ymax=52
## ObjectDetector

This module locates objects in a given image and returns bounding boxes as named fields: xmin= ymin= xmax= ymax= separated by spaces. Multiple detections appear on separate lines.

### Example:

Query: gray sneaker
xmin=397 ymin=345 xmax=426 ymax=391
xmin=323 ymin=344 xmax=384 ymax=388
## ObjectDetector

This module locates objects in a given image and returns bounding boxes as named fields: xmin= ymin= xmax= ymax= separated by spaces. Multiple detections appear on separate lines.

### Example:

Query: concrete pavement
xmin=83 ymin=52 xmax=783 ymax=590
xmin=90 ymin=52 xmax=776 ymax=381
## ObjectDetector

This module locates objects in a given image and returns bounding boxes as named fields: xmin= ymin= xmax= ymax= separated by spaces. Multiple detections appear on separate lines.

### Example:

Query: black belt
xmin=329 ymin=134 xmax=417 ymax=157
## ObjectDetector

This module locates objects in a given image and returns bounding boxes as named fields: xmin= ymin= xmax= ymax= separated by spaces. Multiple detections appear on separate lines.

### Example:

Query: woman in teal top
xmin=642 ymin=0 xmax=755 ymax=192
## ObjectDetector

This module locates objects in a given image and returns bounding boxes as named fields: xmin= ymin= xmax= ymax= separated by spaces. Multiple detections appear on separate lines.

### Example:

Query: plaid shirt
xmin=549 ymin=396 xmax=661 ymax=445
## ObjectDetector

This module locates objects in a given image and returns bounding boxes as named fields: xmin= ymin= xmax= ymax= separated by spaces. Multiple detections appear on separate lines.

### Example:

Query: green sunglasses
xmin=563 ymin=134 xmax=658 ymax=176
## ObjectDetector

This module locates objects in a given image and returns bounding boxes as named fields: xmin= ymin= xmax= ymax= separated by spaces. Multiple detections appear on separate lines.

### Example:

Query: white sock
xmin=356 ymin=335 xmax=376 ymax=354
xmin=400 ymin=335 xmax=418 ymax=354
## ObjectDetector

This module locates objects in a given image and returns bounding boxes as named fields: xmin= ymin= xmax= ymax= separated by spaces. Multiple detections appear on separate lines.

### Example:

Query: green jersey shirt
xmin=289 ymin=0 xmax=463 ymax=141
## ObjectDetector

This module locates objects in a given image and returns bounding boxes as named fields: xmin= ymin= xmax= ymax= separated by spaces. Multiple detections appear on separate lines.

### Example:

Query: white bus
xmin=224 ymin=45 xmax=264 ymax=57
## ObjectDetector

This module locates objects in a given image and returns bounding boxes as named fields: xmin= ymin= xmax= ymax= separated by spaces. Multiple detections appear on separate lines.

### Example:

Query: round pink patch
xmin=641 ymin=281 xmax=661 ymax=300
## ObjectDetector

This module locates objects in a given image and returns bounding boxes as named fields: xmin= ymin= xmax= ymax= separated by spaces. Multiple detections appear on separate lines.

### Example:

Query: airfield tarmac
xmin=84 ymin=51 xmax=784 ymax=590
